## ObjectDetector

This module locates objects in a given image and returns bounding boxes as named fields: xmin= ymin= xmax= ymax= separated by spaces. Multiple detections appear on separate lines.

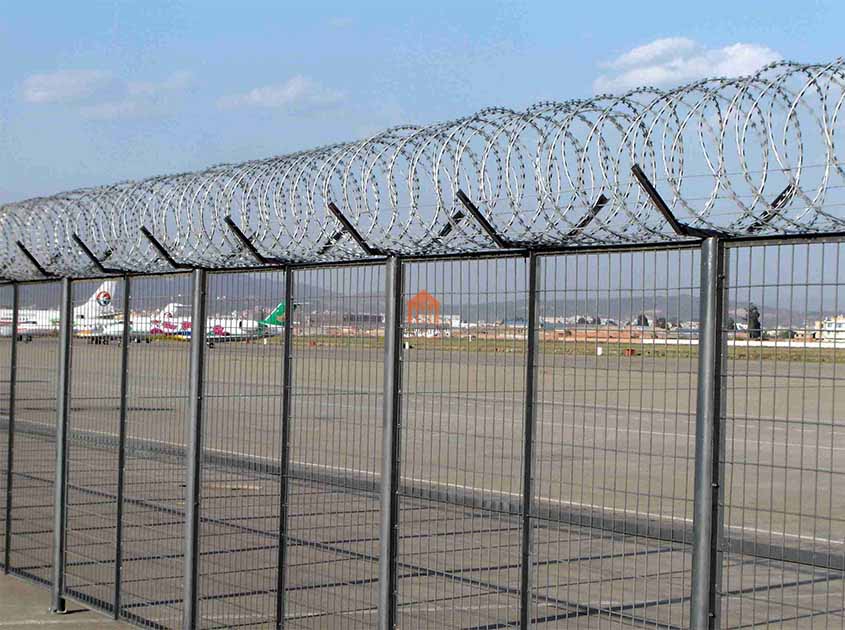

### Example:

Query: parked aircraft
xmin=0 ymin=281 xmax=118 ymax=340
xmin=90 ymin=300 xmax=293 ymax=344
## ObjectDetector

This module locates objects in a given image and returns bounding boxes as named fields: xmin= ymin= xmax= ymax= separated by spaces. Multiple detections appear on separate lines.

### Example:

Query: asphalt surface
xmin=0 ymin=572 xmax=131 ymax=628
xmin=0 ymin=336 xmax=843 ymax=629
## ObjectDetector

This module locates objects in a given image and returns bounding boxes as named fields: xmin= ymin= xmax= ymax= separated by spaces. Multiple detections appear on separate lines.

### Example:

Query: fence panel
xmin=2 ymin=241 xmax=844 ymax=630
xmin=529 ymin=249 xmax=701 ymax=628
xmin=0 ymin=284 xmax=13 ymax=570
xmin=283 ymin=264 xmax=385 ymax=628
xmin=396 ymin=257 xmax=528 ymax=629
xmin=6 ymin=281 xmax=62 ymax=585
xmin=196 ymin=269 xmax=287 ymax=629
xmin=117 ymin=274 xmax=192 ymax=628
xmin=721 ymin=241 xmax=845 ymax=627
xmin=62 ymin=278 xmax=125 ymax=612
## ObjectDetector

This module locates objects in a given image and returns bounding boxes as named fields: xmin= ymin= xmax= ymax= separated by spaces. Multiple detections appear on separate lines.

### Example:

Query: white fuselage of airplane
xmin=0 ymin=281 xmax=119 ymax=338
xmin=93 ymin=303 xmax=274 ymax=343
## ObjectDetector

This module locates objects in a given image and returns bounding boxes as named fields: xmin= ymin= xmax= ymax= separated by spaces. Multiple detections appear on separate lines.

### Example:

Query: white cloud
xmin=21 ymin=70 xmax=192 ymax=119
xmin=603 ymin=37 xmax=697 ymax=70
xmin=594 ymin=39 xmax=782 ymax=94
xmin=218 ymin=76 xmax=345 ymax=112
xmin=128 ymin=71 xmax=193 ymax=97
xmin=22 ymin=70 xmax=116 ymax=104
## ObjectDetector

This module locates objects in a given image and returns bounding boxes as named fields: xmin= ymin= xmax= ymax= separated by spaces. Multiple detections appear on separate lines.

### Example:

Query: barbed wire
xmin=2 ymin=59 xmax=845 ymax=279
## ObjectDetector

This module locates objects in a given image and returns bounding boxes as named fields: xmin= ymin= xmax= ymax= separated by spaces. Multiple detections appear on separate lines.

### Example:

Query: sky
xmin=1 ymin=0 xmax=843 ymax=204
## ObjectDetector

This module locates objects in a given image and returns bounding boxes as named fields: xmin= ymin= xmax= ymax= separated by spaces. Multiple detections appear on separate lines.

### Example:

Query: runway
xmin=0 ymin=337 xmax=843 ymax=628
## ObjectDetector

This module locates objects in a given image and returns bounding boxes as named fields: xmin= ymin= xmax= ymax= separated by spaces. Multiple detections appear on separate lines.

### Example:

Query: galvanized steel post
xmin=184 ymin=268 xmax=208 ymax=630
xmin=690 ymin=237 xmax=727 ymax=629
xmin=51 ymin=277 xmax=72 ymax=613
xmin=378 ymin=257 xmax=403 ymax=630
xmin=114 ymin=276 xmax=131 ymax=618
xmin=275 ymin=269 xmax=294 ymax=629
xmin=3 ymin=283 xmax=18 ymax=573
xmin=520 ymin=253 xmax=540 ymax=628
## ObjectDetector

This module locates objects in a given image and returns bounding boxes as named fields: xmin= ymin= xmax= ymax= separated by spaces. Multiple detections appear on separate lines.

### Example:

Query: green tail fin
xmin=259 ymin=301 xmax=287 ymax=327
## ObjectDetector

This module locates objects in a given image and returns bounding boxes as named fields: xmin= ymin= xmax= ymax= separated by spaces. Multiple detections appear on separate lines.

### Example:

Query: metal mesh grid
xmin=63 ymin=278 xmax=125 ymax=612
xmin=0 ymin=284 xmax=12 ymax=570
xmin=117 ymin=274 xmax=191 ymax=628
xmin=196 ymin=270 xmax=287 ymax=629
xmin=721 ymin=242 xmax=845 ymax=627
xmin=0 ymin=238 xmax=844 ymax=629
xmin=283 ymin=264 xmax=385 ymax=628
xmin=397 ymin=258 xmax=528 ymax=628
xmin=6 ymin=281 xmax=61 ymax=585
xmin=530 ymin=249 xmax=701 ymax=628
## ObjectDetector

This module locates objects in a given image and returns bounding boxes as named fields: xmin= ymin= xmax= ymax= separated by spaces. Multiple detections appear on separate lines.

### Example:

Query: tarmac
xmin=0 ymin=572 xmax=130 ymax=628
xmin=1 ymin=338 xmax=843 ymax=628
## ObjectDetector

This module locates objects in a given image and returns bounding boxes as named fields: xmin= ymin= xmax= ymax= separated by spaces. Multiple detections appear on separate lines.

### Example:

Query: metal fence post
xmin=3 ymin=283 xmax=18 ymax=573
xmin=378 ymin=257 xmax=403 ymax=630
xmin=275 ymin=268 xmax=294 ymax=629
xmin=51 ymin=277 xmax=72 ymax=613
xmin=690 ymin=237 xmax=727 ymax=629
xmin=114 ymin=275 xmax=131 ymax=618
xmin=184 ymin=268 xmax=207 ymax=630
xmin=520 ymin=253 xmax=540 ymax=629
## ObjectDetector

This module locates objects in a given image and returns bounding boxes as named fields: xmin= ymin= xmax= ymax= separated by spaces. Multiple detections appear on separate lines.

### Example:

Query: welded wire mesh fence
xmin=0 ymin=239 xmax=843 ymax=629
xmin=5 ymin=281 xmax=61 ymax=586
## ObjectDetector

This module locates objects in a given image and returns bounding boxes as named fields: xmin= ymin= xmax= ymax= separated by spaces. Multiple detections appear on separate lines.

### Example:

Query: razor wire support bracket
xmin=747 ymin=183 xmax=797 ymax=233
xmin=437 ymin=204 xmax=466 ymax=240
xmin=223 ymin=216 xmax=289 ymax=266
xmin=317 ymin=228 xmax=346 ymax=256
xmin=456 ymin=189 xmax=519 ymax=249
xmin=325 ymin=202 xmax=386 ymax=257
xmin=16 ymin=241 xmax=54 ymax=277
xmin=567 ymin=194 xmax=609 ymax=239
xmin=632 ymin=165 xmax=724 ymax=239
xmin=72 ymin=233 xmax=126 ymax=274
xmin=140 ymin=227 xmax=194 ymax=270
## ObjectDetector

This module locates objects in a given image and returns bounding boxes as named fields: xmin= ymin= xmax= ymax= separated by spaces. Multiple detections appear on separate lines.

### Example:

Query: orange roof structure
xmin=407 ymin=290 xmax=440 ymax=324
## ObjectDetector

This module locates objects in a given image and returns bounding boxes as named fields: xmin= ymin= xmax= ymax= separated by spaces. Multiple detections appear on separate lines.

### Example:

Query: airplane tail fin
xmin=75 ymin=280 xmax=118 ymax=318
xmin=259 ymin=302 xmax=287 ymax=327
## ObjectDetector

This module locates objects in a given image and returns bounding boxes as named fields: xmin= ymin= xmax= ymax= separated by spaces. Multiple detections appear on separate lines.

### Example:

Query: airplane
xmin=0 ymin=281 xmax=118 ymax=340
xmin=90 ymin=300 xmax=295 ymax=345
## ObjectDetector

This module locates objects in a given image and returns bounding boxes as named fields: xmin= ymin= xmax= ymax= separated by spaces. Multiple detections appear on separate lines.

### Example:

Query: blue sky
xmin=1 ymin=0 xmax=842 ymax=203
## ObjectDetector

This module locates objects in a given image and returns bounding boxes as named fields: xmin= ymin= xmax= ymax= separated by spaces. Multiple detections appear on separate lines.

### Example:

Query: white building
xmin=815 ymin=315 xmax=845 ymax=340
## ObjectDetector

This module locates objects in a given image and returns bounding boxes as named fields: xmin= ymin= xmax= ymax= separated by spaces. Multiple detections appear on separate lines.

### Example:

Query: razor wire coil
xmin=2 ymin=59 xmax=845 ymax=279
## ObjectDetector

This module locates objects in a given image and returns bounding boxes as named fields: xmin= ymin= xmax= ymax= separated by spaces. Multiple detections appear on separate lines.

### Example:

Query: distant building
xmin=815 ymin=315 xmax=845 ymax=340
xmin=342 ymin=313 xmax=384 ymax=325
xmin=407 ymin=290 xmax=440 ymax=325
